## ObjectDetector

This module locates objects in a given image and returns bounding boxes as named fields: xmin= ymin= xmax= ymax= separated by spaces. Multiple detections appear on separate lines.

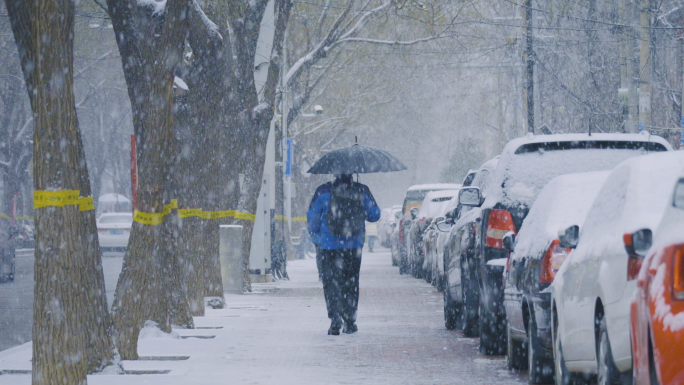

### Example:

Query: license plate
xmin=110 ymin=229 xmax=123 ymax=235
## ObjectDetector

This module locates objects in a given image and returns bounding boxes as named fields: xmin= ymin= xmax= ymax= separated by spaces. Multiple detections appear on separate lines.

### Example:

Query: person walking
xmin=308 ymin=181 xmax=332 ymax=281
xmin=365 ymin=221 xmax=378 ymax=252
xmin=307 ymin=174 xmax=381 ymax=335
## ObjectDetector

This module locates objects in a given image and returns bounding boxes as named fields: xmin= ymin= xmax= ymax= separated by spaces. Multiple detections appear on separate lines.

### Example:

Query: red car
xmin=630 ymin=175 xmax=684 ymax=385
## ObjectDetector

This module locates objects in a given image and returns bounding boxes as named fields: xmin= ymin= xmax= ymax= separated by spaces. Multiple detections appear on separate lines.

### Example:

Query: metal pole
xmin=638 ymin=0 xmax=652 ymax=132
xmin=522 ymin=0 xmax=534 ymax=134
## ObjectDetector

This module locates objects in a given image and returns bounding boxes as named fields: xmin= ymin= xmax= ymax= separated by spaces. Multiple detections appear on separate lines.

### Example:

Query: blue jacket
xmin=307 ymin=181 xmax=381 ymax=250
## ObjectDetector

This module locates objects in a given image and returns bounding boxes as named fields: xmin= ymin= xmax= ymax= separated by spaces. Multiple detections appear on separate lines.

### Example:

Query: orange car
xmin=630 ymin=176 xmax=684 ymax=385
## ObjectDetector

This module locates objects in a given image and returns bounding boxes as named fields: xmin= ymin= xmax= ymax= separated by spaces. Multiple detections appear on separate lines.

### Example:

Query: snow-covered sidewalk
xmin=0 ymin=248 xmax=525 ymax=385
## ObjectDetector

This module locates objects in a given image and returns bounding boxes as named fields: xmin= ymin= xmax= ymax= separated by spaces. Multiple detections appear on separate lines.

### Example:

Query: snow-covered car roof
xmin=418 ymin=189 xmax=460 ymax=219
xmin=570 ymin=151 xmax=684 ymax=263
xmin=407 ymin=183 xmax=461 ymax=192
xmin=483 ymin=133 xmax=672 ymax=210
xmin=97 ymin=213 xmax=133 ymax=225
xmin=511 ymin=171 xmax=609 ymax=261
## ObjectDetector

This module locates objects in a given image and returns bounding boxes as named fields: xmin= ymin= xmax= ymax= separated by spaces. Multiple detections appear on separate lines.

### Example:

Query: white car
xmin=427 ymin=194 xmax=461 ymax=290
xmin=97 ymin=213 xmax=133 ymax=251
xmin=409 ymin=189 xmax=460 ymax=278
xmin=550 ymin=151 xmax=684 ymax=385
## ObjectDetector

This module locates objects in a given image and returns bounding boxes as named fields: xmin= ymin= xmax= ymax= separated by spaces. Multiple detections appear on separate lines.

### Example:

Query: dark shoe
xmin=328 ymin=316 xmax=342 ymax=335
xmin=343 ymin=322 xmax=358 ymax=334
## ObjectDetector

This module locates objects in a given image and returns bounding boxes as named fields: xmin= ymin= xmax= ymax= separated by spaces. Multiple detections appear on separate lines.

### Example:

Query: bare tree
xmin=106 ymin=0 xmax=192 ymax=360
xmin=6 ymin=0 xmax=117 ymax=382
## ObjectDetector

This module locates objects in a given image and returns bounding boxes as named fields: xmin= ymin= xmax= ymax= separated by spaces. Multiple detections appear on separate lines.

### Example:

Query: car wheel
xmin=444 ymin=283 xmax=462 ymax=330
xmin=461 ymin=260 xmax=479 ymax=337
xmin=528 ymin=316 xmax=553 ymax=383
xmin=648 ymin=334 xmax=659 ymax=385
xmin=553 ymin=327 xmax=571 ymax=385
xmin=597 ymin=317 xmax=620 ymax=385
xmin=479 ymin=296 xmax=506 ymax=355
xmin=399 ymin=250 xmax=408 ymax=274
xmin=506 ymin=320 xmax=528 ymax=370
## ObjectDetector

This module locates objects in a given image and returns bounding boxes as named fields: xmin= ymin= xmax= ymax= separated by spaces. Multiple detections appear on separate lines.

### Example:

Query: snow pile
xmin=511 ymin=171 xmax=609 ymax=262
xmin=650 ymin=260 xmax=684 ymax=332
xmin=138 ymin=320 xmax=181 ymax=340
xmin=137 ymin=0 xmax=166 ymax=15
xmin=417 ymin=189 xmax=460 ymax=219
xmin=571 ymin=151 xmax=684 ymax=263
xmin=407 ymin=183 xmax=461 ymax=192
xmin=174 ymin=76 xmax=188 ymax=91
xmin=483 ymin=133 xmax=672 ymax=210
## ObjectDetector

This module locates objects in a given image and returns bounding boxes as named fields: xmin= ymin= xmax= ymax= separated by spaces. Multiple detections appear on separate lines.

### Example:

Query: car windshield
xmin=490 ymin=144 xmax=664 ymax=209
xmin=99 ymin=215 xmax=133 ymax=224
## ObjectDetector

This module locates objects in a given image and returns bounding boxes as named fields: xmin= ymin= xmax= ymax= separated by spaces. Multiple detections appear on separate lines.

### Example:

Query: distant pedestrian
xmin=365 ymin=221 xmax=378 ymax=252
xmin=307 ymin=174 xmax=381 ymax=335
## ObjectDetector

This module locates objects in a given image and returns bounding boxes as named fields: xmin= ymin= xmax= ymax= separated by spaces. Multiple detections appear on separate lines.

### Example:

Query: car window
xmin=99 ymin=215 xmax=133 ymax=224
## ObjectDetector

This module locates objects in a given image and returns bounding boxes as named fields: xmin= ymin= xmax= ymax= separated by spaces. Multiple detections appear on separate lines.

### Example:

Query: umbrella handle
xmin=355 ymin=136 xmax=358 ymax=145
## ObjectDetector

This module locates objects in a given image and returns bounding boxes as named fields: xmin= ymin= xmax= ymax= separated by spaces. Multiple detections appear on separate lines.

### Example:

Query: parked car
xmin=462 ymin=169 xmax=477 ymax=188
xmin=97 ymin=212 xmax=134 ymax=251
xmin=427 ymin=195 xmax=462 ymax=291
xmin=503 ymin=171 xmax=609 ymax=383
xmin=459 ymin=133 xmax=671 ymax=355
xmin=390 ymin=210 xmax=403 ymax=266
xmin=443 ymin=157 xmax=499 ymax=335
xmin=379 ymin=205 xmax=401 ymax=248
xmin=0 ymin=226 xmax=17 ymax=282
xmin=422 ymin=191 xmax=460 ymax=284
xmin=408 ymin=189 xmax=460 ymax=278
xmin=550 ymin=150 xmax=684 ymax=385
xmin=398 ymin=183 xmax=460 ymax=274
xmin=630 ymin=173 xmax=684 ymax=385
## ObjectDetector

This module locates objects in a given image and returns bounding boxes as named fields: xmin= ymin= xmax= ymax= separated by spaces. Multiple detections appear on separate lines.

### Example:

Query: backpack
xmin=326 ymin=182 xmax=365 ymax=239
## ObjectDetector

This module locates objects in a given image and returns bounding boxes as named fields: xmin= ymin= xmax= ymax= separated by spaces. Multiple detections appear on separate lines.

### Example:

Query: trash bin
xmin=219 ymin=225 xmax=243 ymax=293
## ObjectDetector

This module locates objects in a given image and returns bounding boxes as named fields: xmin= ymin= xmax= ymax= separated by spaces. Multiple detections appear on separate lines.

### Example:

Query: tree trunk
xmin=7 ymin=0 xmax=116 ymax=382
xmin=106 ymin=0 xmax=191 ymax=360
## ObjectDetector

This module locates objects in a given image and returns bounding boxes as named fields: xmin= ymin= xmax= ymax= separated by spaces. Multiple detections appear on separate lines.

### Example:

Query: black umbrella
xmin=307 ymin=141 xmax=407 ymax=174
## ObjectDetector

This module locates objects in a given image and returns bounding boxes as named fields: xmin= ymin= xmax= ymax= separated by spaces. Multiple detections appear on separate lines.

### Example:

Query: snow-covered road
xmin=0 ymin=247 xmax=527 ymax=384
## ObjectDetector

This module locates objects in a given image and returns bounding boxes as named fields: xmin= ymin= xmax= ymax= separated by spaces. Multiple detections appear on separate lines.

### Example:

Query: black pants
xmin=315 ymin=244 xmax=323 ymax=280
xmin=321 ymin=248 xmax=362 ymax=323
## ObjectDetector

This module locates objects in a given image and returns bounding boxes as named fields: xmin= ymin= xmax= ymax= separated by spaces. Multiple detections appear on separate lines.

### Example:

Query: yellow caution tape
xmin=33 ymin=190 xmax=94 ymax=211
xmin=133 ymin=199 xmax=178 ymax=225
xmin=133 ymin=199 xmax=255 ymax=224
xmin=234 ymin=212 xmax=255 ymax=221
xmin=275 ymin=215 xmax=307 ymax=222
xmin=178 ymin=208 xmax=235 ymax=219
xmin=0 ymin=214 xmax=34 ymax=220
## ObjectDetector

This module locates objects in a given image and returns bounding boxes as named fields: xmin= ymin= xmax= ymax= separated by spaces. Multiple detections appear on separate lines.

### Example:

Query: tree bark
xmin=106 ymin=0 xmax=191 ymax=360
xmin=7 ymin=0 xmax=116 ymax=382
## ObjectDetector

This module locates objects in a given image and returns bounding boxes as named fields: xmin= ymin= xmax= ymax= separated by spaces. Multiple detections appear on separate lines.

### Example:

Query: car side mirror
xmin=502 ymin=231 xmax=516 ymax=252
xmin=558 ymin=225 xmax=580 ymax=249
xmin=410 ymin=207 xmax=419 ymax=220
xmin=623 ymin=229 xmax=652 ymax=258
xmin=674 ymin=178 xmax=684 ymax=209
xmin=395 ymin=212 xmax=402 ymax=220
xmin=458 ymin=187 xmax=482 ymax=207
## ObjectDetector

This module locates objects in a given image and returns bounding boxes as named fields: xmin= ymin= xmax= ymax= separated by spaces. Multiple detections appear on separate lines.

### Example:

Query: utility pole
xmin=638 ymin=0 xmax=652 ymax=132
xmin=521 ymin=0 xmax=534 ymax=134
xmin=618 ymin=0 xmax=638 ymax=133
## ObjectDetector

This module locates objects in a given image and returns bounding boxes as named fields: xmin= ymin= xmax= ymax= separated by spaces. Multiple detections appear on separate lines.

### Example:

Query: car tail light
xmin=98 ymin=228 xmax=107 ymax=232
xmin=124 ymin=228 xmax=131 ymax=231
xmin=674 ymin=244 xmax=684 ymax=300
xmin=485 ymin=209 xmax=516 ymax=249
xmin=540 ymin=240 xmax=569 ymax=284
